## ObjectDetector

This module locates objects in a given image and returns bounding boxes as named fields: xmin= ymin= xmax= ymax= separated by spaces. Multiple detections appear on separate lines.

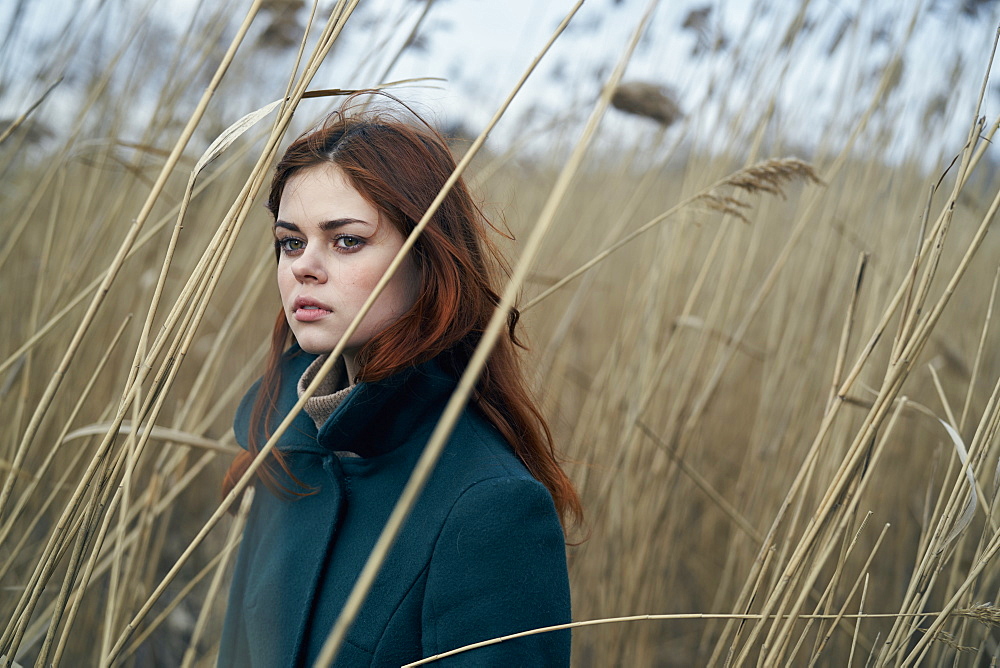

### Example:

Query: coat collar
xmin=234 ymin=345 xmax=460 ymax=458
xmin=318 ymin=352 xmax=458 ymax=457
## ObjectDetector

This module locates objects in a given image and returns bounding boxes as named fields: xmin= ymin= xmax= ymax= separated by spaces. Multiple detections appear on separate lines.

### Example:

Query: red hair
xmin=222 ymin=102 xmax=582 ymax=526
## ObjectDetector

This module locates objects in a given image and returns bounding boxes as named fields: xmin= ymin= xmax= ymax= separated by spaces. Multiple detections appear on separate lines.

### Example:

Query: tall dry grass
xmin=2 ymin=1 xmax=1000 ymax=665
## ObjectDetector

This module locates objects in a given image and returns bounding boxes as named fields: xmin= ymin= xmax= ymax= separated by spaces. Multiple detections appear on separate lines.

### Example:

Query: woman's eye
xmin=277 ymin=237 xmax=305 ymax=253
xmin=336 ymin=236 xmax=363 ymax=250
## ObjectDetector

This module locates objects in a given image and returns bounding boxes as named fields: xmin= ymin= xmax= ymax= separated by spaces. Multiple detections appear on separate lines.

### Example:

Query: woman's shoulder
xmin=419 ymin=425 xmax=571 ymax=665
xmin=439 ymin=409 xmax=542 ymax=489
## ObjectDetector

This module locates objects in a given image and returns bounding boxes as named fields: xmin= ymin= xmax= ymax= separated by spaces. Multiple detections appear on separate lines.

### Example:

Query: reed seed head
xmin=610 ymin=81 xmax=683 ymax=127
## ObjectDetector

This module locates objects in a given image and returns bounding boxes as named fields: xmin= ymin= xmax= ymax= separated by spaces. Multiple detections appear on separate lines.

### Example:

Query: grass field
xmin=2 ymin=1 xmax=1000 ymax=665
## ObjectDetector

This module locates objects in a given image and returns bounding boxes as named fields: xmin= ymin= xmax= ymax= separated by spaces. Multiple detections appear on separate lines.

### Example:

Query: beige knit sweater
xmin=296 ymin=354 xmax=355 ymax=431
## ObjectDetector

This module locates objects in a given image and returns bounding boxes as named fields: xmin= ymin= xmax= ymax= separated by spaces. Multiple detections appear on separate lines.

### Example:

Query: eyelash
xmin=274 ymin=235 xmax=365 ymax=255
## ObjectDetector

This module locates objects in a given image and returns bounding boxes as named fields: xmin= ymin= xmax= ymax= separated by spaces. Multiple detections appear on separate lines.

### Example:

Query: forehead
xmin=278 ymin=163 xmax=380 ymax=224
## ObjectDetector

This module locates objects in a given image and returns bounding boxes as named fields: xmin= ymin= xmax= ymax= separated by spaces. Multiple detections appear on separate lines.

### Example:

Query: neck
xmin=342 ymin=352 xmax=360 ymax=385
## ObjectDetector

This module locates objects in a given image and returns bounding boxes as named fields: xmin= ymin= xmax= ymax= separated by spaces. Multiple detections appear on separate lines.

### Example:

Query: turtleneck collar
xmin=296 ymin=354 xmax=355 ymax=430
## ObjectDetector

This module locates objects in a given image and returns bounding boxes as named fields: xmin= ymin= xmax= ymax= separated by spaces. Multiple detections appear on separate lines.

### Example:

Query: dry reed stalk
xmin=897 ymin=381 xmax=1000 ymax=663
xmin=828 ymin=253 xmax=868 ymax=411
xmin=61 ymin=432 xmax=151 ymax=666
xmin=688 ymin=174 xmax=848 ymax=665
xmin=960 ymin=266 xmax=1000 ymax=431
xmin=399 ymin=605 xmax=992 ymax=668
xmin=4 ymin=315 xmax=182 ymax=657
xmin=759 ymin=495 xmax=837 ymax=664
xmin=373 ymin=0 xmax=435 ymax=84
xmin=894 ymin=43 xmax=998 ymax=358
xmin=49 ymin=505 xmax=157 ymax=665
xmin=892 ymin=184 xmax=934 ymax=366
xmin=789 ymin=472 xmax=876 ymax=661
xmin=0 ymin=77 xmax=62 ymax=146
xmin=119 ymin=472 xmax=162 ymax=634
xmin=15 ymin=516 xmax=143 ymax=665
xmin=848 ymin=573 xmax=868 ymax=667
xmin=35 ymin=444 xmax=216 ymax=655
xmin=0 ymin=152 xmax=61 ymax=274
xmin=170 ymin=256 xmax=271 ymax=427
xmin=35 ymin=457 xmax=116 ymax=667
xmin=102 ymin=371 xmax=144 ymax=662
xmin=799 ymin=256 xmax=872 ymax=661
xmin=10 ymin=92 xmax=225 ymax=656
xmin=59 ymin=423 xmax=237 ymax=454
xmin=599 ymin=154 xmax=793 ymax=654
xmin=11 ymin=317 xmax=129 ymax=662
xmin=878 ymin=378 xmax=1000 ymax=661
xmin=903 ymin=523 xmax=1000 ymax=666
xmin=118 ymin=274 xmax=270 ymax=617
xmin=636 ymin=156 xmax=821 ymax=638
xmin=88 ymin=239 xmax=266 ymax=640
xmin=887 ymin=152 xmax=997 ymax=367
xmin=809 ymin=523 xmax=891 ymax=665
xmin=179 ymin=488 xmax=254 ymax=668
xmin=928 ymin=365 xmax=959 ymax=428
xmin=0 ymin=437 xmax=91 ymax=587
xmin=1 ymin=450 xmax=117 ymax=660
xmin=722 ymin=546 xmax=777 ymax=668
xmin=98 ymin=183 xmax=265 ymax=661
xmin=3 ymin=396 xmax=126 ymax=644
xmin=11 ymin=165 xmax=60 ymax=469
xmin=786 ymin=513 xmax=873 ymax=665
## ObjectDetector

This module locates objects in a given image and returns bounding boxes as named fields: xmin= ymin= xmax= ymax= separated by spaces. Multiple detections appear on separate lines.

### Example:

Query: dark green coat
xmin=219 ymin=347 xmax=571 ymax=667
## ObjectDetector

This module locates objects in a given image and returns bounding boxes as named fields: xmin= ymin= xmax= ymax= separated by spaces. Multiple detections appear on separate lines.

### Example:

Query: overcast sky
xmin=359 ymin=0 xmax=1000 ymax=163
xmin=2 ymin=0 xmax=999 ymax=166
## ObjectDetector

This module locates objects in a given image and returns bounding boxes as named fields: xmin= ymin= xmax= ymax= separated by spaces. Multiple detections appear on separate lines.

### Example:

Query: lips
xmin=292 ymin=296 xmax=332 ymax=322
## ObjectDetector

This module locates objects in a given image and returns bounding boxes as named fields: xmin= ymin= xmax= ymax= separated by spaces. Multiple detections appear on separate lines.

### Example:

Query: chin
xmin=293 ymin=335 xmax=336 ymax=355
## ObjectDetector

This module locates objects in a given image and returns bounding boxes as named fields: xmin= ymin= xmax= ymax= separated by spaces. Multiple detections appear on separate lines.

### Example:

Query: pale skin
xmin=274 ymin=163 xmax=420 ymax=384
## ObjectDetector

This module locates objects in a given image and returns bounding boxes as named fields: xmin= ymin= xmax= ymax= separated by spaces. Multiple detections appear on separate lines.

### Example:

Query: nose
xmin=290 ymin=245 xmax=327 ymax=283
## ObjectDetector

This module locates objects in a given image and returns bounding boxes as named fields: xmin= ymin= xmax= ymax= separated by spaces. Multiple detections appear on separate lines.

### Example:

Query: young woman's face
xmin=274 ymin=163 xmax=419 ymax=360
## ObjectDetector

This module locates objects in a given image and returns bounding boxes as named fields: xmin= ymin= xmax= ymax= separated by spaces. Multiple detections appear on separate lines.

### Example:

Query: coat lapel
xmin=231 ymin=347 xmax=348 ymax=666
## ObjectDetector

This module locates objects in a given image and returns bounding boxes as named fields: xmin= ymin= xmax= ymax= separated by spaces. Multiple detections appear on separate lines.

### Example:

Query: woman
xmin=218 ymin=103 xmax=581 ymax=667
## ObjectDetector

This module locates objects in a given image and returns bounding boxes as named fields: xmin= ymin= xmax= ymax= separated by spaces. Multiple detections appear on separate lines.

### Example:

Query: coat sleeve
xmin=421 ymin=476 xmax=572 ymax=666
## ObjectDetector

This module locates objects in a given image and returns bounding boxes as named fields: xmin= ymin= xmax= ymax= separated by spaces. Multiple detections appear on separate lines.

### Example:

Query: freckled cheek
xmin=335 ymin=264 xmax=383 ymax=293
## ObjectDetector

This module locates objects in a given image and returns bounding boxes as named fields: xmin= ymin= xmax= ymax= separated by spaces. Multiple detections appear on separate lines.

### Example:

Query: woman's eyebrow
xmin=320 ymin=218 xmax=372 ymax=231
xmin=273 ymin=218 xmax=372 ymax=232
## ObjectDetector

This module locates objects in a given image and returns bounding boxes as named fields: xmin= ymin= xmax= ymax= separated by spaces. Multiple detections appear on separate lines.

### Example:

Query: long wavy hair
xmin=222 ymin=102 xmax=582 ymax=526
